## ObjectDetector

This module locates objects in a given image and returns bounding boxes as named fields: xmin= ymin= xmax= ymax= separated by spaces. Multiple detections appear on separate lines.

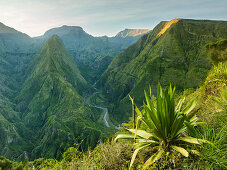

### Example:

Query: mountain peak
xmin=115 ymin=29 xmax=150 ymax=38
xmin=43 ymin=25 xmax=85 ymax=38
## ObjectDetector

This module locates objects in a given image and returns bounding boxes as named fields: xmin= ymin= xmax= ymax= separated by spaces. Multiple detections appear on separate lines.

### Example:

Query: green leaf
xmin=171 ymin=145 xmax=189 ymax=157
xmin=127 ymin=129 xmax=153 ymax=139
xmin=135 ymin=105 xmax=143 ymax=117
xmin=129 ymin=144 xmax=150 ymax=169
xmin=184 ymin=121 xmax=197 ymax=137
xmin=142 ymin=149 xmax=163 ymax=169
xmin=144 ymin=105 xmax=161 ymax=131
xmin=176 ymin=97 xmax=185 ymax=112
xmin=177 ymin=137 xmax=209 ymax=145
xmin=114 ymin=134 xmax=136 ymax=141
xmin=135 ymin=139 xmax=157 ymax=143
xmin=182 ymin=97 xmax=198 ymax=115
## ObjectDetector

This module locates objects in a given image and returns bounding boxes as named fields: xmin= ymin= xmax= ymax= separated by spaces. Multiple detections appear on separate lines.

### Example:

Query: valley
xmin=0 ymin=21 xmax=148 ymax=160
xmin=0 ymin=18 xmax=226 ymax=169
xmin=84 ymin=91 xmax=110 ymax=128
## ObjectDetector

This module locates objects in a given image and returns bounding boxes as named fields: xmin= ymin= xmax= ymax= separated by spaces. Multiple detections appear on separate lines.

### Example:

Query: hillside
xmin=1 ymin=43 xmax=225 ymax=169
xmin=12 ymin=35 xmax=110 ymax=159
xmin=0 ymin=22 xmax=148 ymax=161
xmin=99 ymin=19 xmax=227 ymax=122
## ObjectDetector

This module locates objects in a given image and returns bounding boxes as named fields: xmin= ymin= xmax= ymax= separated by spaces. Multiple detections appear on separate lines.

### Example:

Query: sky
xmin=0 ymin=0 xmax=226 ymax=37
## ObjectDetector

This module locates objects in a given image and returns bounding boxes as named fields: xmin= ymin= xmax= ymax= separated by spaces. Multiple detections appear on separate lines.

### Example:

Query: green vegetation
xmin=0 ymin=33 xmax=116 ymax=160
xmin=37 ymin=26 xmax=147 ymax=84
xmin=0 ymin=156 xmax=23 ymax=170
xmin=0 ymin=19 xmax=227 ymax=169
xmin=206 ymin=39 xmax=227 ymax=64
xmin=99 ymin=19 xmax=227 ymax=123
xmin=116 ymin=84 xmax=209 ymax=169
xmin=1 ymin=60 xmax=226 ymax=169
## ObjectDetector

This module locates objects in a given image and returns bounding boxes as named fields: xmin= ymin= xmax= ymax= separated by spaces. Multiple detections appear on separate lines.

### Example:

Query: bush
xmin=116 ymin=84 xmax=210 ymax=169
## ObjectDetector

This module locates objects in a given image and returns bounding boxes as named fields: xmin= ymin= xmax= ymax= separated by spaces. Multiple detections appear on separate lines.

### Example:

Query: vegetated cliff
xmin=15 ymin=35 xmax=108 ymax=159
xmin=99 ymin=19 xmax=227 ymax=122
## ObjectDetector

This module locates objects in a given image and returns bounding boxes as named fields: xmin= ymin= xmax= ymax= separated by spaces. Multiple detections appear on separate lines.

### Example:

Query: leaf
xmin=142 ymin=149 xmax=163 ymax=169
xmin=177 ymin=137 xmax=209 ymax=145
xmin=114 ymin=134 xmax=135 ymax=141
xmin=135 ymin=105 xmax=143 ymax=117
xmin=171 ymin=145 xmax=189 ymax=157
xmin=176 ymin=97 xmax=185 ymax=112
xmin=127 ymin=129 xmax=153 ymax=139
xmin=144 ymin=105 xmax=161 ymax=131
xmin=129 ymin=144 xmax=150 ymax=169
xmin=184 ymin=121 xmax=197 ymax=137
xmin=182 ymin=97 xmax=198 ymax=116
xmin=135 ymin=139 xmax=157 ymax=143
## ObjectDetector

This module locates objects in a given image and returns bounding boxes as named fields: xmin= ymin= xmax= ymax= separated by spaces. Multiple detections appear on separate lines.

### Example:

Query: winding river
xmin=84 ymin=92 xmax=110 ymax=127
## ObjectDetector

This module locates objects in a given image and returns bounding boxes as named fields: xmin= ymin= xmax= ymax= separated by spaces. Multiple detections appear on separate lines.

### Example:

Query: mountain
xmin=39 ymin=25 xmax=108 ymax=51
xmin=0 ymin=22 xmax=148 ymax=160
xmin=0 ymin=22 xmax=38 ymax=53
xmin=109 ymin=29 xmax=150 ymax=50
xmin=0 ymin=23 xmax=38 ymax=160
xmin=36 ymin=25 xmax=119 ymax=83
xmin=14 ymin=35 xmax=107 ymax=159
xmin=36 ymin=26 xmax=150 ymax=83
xmin=99 ymin=19 xmax=227 ymax=122
xmin=115 ymin=29 xmax=150 ymax=38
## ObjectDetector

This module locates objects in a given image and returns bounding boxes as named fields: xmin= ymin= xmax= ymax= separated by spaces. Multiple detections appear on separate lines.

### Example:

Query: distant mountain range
xmin=34 ymin=25 xmax=150 ymax=83
xmin=108 ymin=29 xmax=150 ymax=50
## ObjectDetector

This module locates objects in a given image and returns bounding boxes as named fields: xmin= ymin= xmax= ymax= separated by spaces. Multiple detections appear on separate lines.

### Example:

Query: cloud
xmin=0 ymin=0 xmax=226 ymax=37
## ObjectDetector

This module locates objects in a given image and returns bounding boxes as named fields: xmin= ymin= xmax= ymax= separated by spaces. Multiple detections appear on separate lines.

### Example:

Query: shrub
xmin=115 ymin=84 xmax=209 ymax=169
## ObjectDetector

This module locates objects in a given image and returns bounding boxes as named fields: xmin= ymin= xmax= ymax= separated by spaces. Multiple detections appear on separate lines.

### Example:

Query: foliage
xmin=29 ymin=139 xmax=134 ymax=170
xmin=100 ymin=19 xmax=227 ymax=123
xmin=0 ymin=156 xmax=23 ymax=170
xmin=32 ymin=158 xmax=59 ymax=170
xmin=62 ymin=147 xmax=81 ymax=162
xmin=206 ymin=39 xmax=227 ymax=64
xmin=115 ymin=84 xmax=209 ymax=169
xmin=190 ymin=126 xmax=227 ymax=169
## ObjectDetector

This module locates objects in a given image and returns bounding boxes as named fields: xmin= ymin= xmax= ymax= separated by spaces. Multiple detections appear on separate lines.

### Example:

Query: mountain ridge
xmin=14 ymin=35 xmax=107 ymax=159
xmin=99 ymin=18 xmax=227 ymax=122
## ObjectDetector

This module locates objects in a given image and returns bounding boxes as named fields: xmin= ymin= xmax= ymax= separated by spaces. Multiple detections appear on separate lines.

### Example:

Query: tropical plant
xmin=115 ymin=84 xmax=209 ymax=169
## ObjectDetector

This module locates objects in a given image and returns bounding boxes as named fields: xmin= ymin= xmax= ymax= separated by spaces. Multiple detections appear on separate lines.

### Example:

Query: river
xmin=84 ymin=92 xmax=110 ymax=127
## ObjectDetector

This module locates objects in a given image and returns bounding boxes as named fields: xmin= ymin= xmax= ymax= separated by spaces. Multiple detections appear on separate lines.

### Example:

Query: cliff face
xmin=108 ymin=29 xmax=151 ymax=50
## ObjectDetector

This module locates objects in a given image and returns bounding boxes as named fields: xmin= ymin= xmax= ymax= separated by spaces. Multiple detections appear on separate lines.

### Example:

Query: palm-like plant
xmin=115 ymin=84 xmax=208 ymax=169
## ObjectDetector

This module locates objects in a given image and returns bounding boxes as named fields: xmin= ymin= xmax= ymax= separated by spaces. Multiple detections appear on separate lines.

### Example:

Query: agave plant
xmin=115 ymin=84 xmax=208 ymax=169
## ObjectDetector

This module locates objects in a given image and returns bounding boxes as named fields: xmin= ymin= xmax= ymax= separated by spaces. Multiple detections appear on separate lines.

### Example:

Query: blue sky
xmin=0 ymin=0 xmax=226 ymax=37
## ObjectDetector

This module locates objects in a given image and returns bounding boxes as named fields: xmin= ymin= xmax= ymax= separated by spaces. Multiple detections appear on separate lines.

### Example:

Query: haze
xmin=0 ymin=0 xmax=227 ymax=37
